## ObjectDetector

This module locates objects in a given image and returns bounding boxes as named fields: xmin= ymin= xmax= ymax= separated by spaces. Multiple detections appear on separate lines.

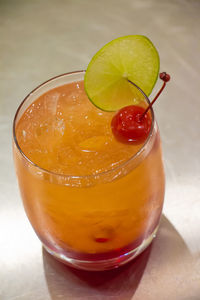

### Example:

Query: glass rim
xmin=13 ymin=70 xmax=155 ymax=180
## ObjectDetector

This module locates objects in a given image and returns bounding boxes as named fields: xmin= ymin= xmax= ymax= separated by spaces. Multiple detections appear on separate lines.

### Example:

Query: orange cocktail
xmin=13 ymin=71 xmax=165 ymax=270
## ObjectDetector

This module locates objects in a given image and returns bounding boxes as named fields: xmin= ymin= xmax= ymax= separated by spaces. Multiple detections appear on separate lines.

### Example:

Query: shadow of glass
xmin=43 ymin=244 xmax=151 ymax=299
xmin=131 ymin=216 xmax=199 ymax=300
xmin=42 ymin=215 xmax=192 ymax=300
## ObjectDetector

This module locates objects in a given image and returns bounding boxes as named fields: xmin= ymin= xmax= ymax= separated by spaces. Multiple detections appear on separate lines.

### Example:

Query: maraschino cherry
xmin=111 ymin=72 xmax=170 ymax=144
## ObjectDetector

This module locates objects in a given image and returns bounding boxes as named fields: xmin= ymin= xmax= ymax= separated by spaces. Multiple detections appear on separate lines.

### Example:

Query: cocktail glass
xmin=13 ymin=71 xmax=165 ymax=271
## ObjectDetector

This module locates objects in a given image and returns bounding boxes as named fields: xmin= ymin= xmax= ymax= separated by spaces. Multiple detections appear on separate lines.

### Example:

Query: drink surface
xmin=14 ymin=78 xmax=165 ymax=256
xmin=16 ymin=81 xmax=143 ymax=176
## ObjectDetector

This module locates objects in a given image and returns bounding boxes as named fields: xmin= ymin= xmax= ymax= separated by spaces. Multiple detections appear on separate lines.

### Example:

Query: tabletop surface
xmin=1 ymin=0 xmax=200 ymax=299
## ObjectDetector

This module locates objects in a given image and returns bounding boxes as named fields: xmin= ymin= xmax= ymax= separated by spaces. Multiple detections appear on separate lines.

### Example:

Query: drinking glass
xmin=13 ymin=71 xmax=165 ymax=271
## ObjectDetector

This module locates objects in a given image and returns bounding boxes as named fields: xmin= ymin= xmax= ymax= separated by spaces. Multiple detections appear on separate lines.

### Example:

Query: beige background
xmin=0 ymin=0 xmax=200 ymax=299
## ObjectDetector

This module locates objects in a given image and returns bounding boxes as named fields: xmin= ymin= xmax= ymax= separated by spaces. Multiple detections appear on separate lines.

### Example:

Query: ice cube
xmin=44 ymin=92 xmax=60 ymax=115
xmin=79 ymin=136 xmax=110 ymax=152
xmin=53 ymin=117 xmax=65 ymax=136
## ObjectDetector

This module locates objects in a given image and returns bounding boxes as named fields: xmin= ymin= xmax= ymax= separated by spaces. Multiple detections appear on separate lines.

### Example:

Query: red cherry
xmin=111 ymin=72 xmax=170 ymax=144
xmin=95 ymin=237 xmax=109 ymax=243
xmin=111 ymin=105 xmax=152 ymax=144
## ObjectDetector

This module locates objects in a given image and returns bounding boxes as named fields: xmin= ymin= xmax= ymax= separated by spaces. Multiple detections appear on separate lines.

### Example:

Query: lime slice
xmin=84 ymin=35 xmax=160 ymax=111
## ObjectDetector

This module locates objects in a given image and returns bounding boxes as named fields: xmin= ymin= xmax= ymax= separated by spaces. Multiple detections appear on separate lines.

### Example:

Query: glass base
xmin=43 ymin=226 xmax=158 ymax=271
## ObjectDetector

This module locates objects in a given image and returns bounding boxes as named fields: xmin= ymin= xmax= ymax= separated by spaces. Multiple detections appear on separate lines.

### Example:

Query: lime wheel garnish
xmin=84 ymin=35 xmax=160 ymax=111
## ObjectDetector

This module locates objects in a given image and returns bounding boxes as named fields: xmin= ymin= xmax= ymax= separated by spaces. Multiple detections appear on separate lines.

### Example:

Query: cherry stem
xmin=128 ymin=72 xmax=170 ymax=121
xmin=140 ymin=81 xmax=166 ymax=120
